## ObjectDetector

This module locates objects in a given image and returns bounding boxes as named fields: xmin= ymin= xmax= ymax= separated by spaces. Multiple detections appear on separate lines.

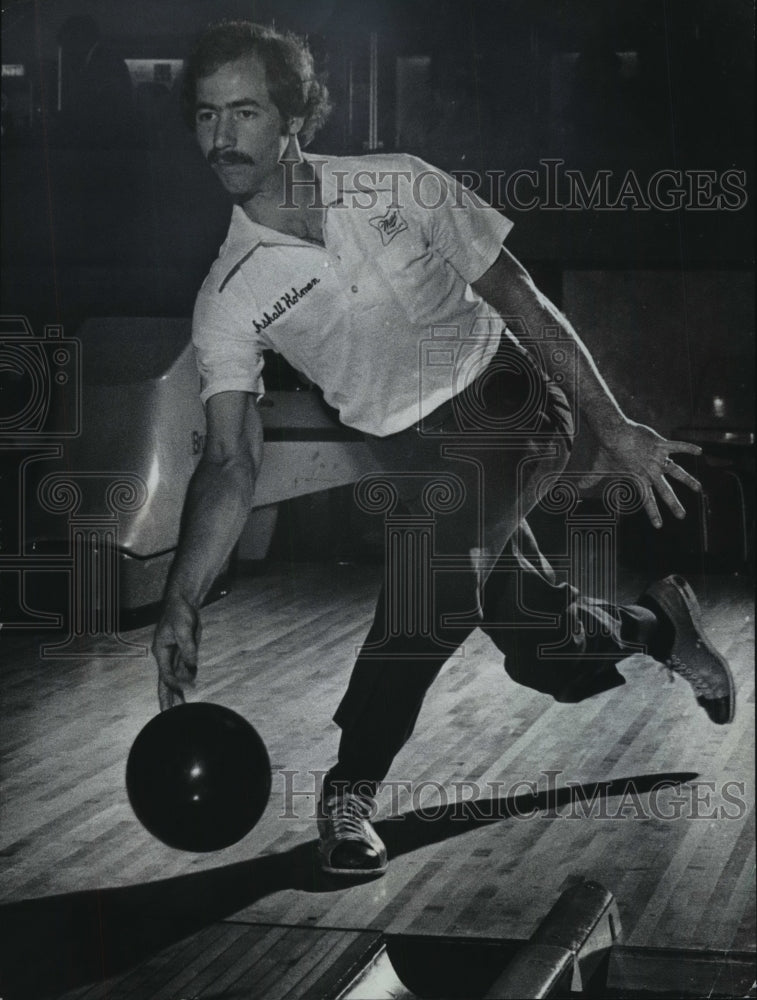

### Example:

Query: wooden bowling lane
xmin=50 ymin=924 xmax=384 ymax=1000
xmin=0 ymin=562 xmax=754 ymax=998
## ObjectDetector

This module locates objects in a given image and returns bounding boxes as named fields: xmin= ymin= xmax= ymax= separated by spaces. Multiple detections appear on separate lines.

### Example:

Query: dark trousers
xmin=326 ymin=342 xmax=658 ymax=798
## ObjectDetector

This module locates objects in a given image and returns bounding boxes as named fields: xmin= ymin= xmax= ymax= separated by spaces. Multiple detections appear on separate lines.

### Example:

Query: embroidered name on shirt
xmin=253 ymin=277 xmax=320 ymax=334
xmin=369 ymin=207 xmax=408 ymax=245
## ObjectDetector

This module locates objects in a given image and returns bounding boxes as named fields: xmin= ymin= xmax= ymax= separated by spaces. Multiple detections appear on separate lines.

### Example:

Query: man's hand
xmin=152 ymin=594 xmax=201 ymax=711
xmin=472 ymin=249 xmax=704 ymax=526
xmin=576 ymin=420 xmax=702 ymax=528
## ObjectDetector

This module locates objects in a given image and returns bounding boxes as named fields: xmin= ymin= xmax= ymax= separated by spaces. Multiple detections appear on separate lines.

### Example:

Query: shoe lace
xmin=666 ymin=650 xmax=717 ymax=698
xmin=324 ymin=794 xmax=371 ymax=838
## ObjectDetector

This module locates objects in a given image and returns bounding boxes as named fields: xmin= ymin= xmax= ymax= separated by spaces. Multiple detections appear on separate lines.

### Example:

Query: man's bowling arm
xmin=165 ymin=390 xmax=263 ymax=607
xmin=153 ymin=390 xmax=262 ymax=709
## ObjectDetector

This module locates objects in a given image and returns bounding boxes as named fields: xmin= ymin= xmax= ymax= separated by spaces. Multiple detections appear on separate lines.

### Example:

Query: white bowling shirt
xmin=193 ymin=153 xmax=513 ymax=436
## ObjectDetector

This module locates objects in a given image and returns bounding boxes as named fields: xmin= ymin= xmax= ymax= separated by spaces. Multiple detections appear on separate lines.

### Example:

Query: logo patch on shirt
xmin=369 ymin=207 xmax=408 ymax=245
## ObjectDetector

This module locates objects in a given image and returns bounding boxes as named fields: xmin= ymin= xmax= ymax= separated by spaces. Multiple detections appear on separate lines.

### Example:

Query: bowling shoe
xmin=317 ymin=791 xmax=388 ymax=876
xmin=640 ymin=574 xmax=735 ymax=724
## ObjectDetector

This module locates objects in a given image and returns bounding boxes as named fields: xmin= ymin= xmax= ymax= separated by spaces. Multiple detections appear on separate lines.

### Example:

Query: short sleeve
xmin=407 ymin=156 xmax=513 ymax=283
xmin=192 ymin=273 xmax=265 ymax=406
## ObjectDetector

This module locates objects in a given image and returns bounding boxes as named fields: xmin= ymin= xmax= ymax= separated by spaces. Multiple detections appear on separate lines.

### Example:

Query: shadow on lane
xmin=0 ymin=771 xmax=698 ymax=998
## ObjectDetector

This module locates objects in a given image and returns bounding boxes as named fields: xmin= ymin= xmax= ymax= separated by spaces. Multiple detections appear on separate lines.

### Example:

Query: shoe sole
xmin=318 ymin=853 xmax=388 ymax=877
xmin=646 ymin=575 xmax=736 ymax=723
xmin=321 ymin=863 xmax=388 ymax=876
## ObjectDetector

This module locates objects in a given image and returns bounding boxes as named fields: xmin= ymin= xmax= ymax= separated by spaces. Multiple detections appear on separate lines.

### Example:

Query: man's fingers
xmin=153 ymin=636 xmax=196 ymax=680
xmin=171 ymin=646 xmax=198 ymax=685
xmin=656 ymin=475 xmax=687 ymax=519
xmin=154 ymin=639 xmax=197 ymax=712
xmin=668 ymin=440 xmax=703 ymax=457
xmin=158 ymin=677 xmax=172 ymax=712
xmin=169 ymin=614 xmax=199 ymax=664
xmin=152 ymin=596 xmax=201 ymax=712
xmin=643 ymin=486 xmax=663 ymax=528
xmin=664 ymin=461 xmax=702 ymax=493
xmin=152 ymin=636 xmax=175 ymax=675
xmin=158 ymin=676 xmax=185 ymax=712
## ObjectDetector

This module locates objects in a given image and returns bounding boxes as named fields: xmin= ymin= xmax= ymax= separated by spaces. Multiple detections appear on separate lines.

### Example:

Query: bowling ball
xmin=126 ymin=702 xmax=271 ymax=852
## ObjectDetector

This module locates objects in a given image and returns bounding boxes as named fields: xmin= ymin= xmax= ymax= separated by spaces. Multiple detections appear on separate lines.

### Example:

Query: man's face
xmin=194 ymin=54 xmax=287 ymax=200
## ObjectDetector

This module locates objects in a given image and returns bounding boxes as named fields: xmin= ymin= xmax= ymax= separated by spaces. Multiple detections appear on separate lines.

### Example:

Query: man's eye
xmin=236 ymin=109 xmax=257 ymax=120
xmin=195 ymin=110 xmax=216 ymax=124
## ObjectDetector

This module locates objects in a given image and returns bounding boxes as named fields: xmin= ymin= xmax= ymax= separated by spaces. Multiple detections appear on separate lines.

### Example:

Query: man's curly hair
xmin=181 ymin=21 xmax=331 ymax=146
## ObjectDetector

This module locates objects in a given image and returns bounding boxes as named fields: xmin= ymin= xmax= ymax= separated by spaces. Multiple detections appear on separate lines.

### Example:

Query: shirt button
xmin=351 ymin=284 xmax=358 ymax=293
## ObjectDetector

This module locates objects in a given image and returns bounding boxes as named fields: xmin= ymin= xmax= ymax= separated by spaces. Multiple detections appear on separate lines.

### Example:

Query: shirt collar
xmin=223 ymin=204 xmax=306 ymax=255
xmin=221 ymin=153 xmax=337 ymax=246
xmin=218 ymin=153 xmax=389 ymax=283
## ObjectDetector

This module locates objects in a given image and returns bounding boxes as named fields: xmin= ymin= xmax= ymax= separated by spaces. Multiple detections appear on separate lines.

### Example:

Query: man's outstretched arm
xmin=152 ymin=390 xmax=263 ymax=710
xmin=472 ymin=247 xmax=702 ymax=527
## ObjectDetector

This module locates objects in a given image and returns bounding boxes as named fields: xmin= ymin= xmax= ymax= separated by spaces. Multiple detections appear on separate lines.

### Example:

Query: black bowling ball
xmin=126 ymin=702 xmax=271 ymax=852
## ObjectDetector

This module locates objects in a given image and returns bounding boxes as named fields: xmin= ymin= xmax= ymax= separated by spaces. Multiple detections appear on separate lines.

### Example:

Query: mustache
xmin=207 ymin=149 xmax=255 ymax=167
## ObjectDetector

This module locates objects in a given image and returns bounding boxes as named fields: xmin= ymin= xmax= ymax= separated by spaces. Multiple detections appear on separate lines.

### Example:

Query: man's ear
xmin=287 ymin=116 xmax=305 ymax=136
